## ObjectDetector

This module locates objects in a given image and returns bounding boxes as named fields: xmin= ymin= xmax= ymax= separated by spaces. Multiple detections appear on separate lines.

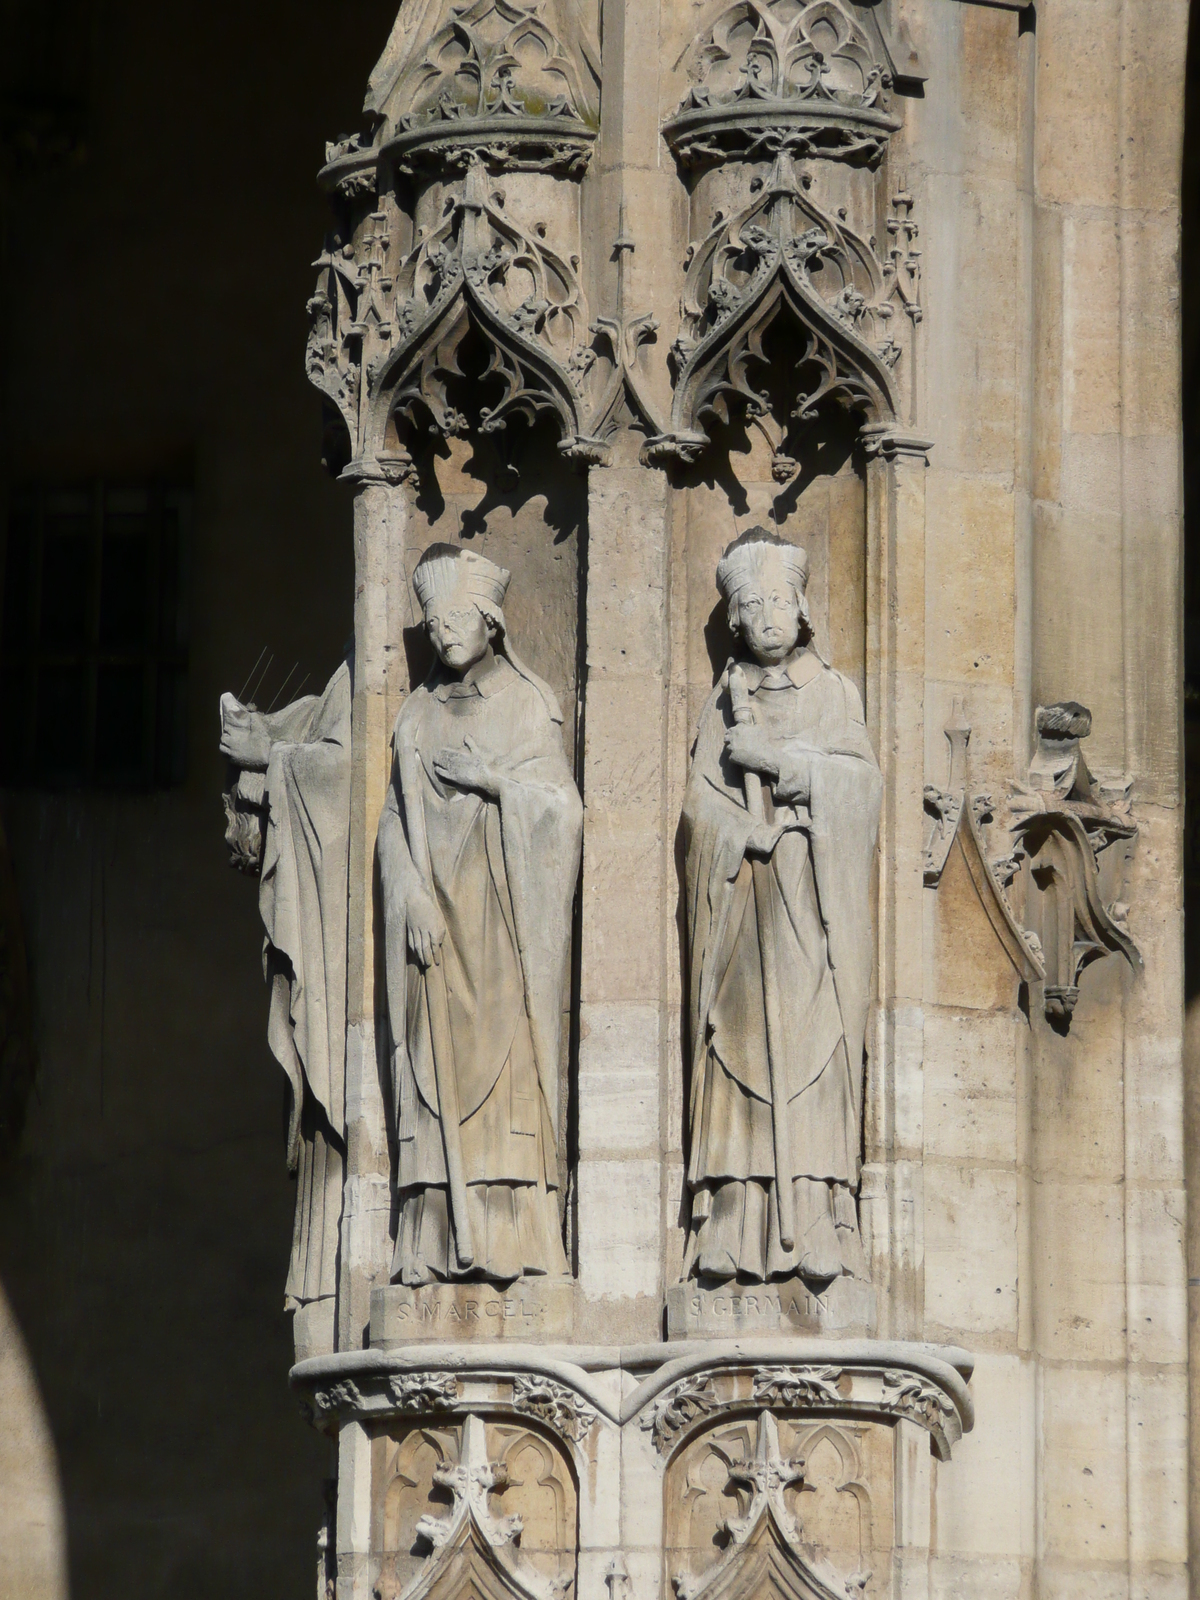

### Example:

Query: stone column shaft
xmin=863 ymin=438 xmax=929 ymax=1343
xmin=339 ymin=467 xmax=412 ymax=1355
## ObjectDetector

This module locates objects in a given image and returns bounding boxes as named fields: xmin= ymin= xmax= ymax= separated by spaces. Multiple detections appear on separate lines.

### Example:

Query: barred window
xmin=1 ymin=484 xmax=190 ymax=788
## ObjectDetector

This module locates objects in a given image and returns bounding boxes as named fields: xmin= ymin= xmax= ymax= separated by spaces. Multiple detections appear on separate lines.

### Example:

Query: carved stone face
xmin=424 ymin=587 xmax=492 ymax=673
xmin=731 ymin=551 xmax=803 ymax=666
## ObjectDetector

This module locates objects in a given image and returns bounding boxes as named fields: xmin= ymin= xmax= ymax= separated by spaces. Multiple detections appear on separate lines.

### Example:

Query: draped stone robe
xmin=257 ymin=661 xmax=352 ymax=1309
xmin=379 ymin=653 xmax=582 ymax=1285
xmin=682 ymin=646 xmax=882 ymax=1282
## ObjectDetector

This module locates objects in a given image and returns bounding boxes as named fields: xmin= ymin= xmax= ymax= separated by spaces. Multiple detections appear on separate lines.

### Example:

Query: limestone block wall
xmin=258 ymin=3 xmax=1190 ymax=1599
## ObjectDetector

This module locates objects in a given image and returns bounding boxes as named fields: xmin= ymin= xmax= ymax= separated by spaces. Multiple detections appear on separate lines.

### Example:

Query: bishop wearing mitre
xmin=682 ymin=529 xmax=882 ymax=1285
xmin=378 ymin=545 xmax=582 ymax=1286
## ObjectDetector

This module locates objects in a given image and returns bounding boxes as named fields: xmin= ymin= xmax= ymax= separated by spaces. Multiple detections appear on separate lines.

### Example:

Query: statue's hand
xmin=219 ymin=694 xmax=272 ymax=770
xmin=406 ymin=888 xmax=447 ymax=969
xmin=725 ymin=724 xmax=780 ymax=779
xmin=433 ymin=737 xmax=500 ymax=799
xmin=746 ymin=819 xmax=805 ymax=859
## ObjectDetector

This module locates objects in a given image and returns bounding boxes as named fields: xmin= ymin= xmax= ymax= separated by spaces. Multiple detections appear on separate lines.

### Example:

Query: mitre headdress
xmin=715 ymin=527 xmax=809 ymax=603
xmin=413 ymin=544 xmax=511 ymax=612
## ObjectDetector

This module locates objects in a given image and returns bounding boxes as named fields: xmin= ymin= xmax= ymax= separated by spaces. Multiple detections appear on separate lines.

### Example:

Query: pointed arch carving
xmin=383 ymin=1416 xmax=576 ymax=1600
xmin=364 ymin=159 xmax=599 ymax=466
xmin=672 ymin=1414 xmax=870 ymax=1600
xmin=645 ymin=152 xmax=903 ymax=468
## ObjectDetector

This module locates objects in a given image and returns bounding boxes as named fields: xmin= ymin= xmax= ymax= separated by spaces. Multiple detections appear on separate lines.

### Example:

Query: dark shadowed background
xmin=0 ymin=3 xmax=398 ymax=1594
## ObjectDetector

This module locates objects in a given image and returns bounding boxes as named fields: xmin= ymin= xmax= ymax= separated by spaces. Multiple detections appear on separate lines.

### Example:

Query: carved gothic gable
xmin=647 ymin=152 xmax=904 ymax=467
xmin=366 ymin=158 xmax=596 ymax=463
xmin=670 ymin=1414 xmax=870 ymax=1600
xmin=374 ymin=1415 xmax=577 ymax=1600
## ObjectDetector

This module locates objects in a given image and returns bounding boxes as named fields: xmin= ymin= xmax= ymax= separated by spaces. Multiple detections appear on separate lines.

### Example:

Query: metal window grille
xmin=1 ymin=483 xmax=190 ymax=788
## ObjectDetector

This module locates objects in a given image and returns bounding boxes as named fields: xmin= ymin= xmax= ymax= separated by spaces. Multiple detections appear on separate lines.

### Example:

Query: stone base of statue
xmin=665 ymin=1275 xmax=876 ymax=1340
xmin=293 ymin=1298 xmax=337 ymax=1363
xmin=370 ymin=1279 xmax=576 ymax=1347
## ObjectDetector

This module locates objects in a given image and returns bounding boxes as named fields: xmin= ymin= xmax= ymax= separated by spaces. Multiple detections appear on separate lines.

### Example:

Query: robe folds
xmin=682 ymin=647 xmax=882 ymax=1284
xmin=257 ymin=661 xmax=352 ymax=1309
xmin=379 ymin=653 xmax=582 ymax=1285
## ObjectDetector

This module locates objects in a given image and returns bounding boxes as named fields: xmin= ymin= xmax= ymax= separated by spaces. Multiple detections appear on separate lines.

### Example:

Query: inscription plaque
xmin=665 ymin=1277 xmax=875 ymax=1339
xmin=371 ymin=1280 xmax=575 ymax=1346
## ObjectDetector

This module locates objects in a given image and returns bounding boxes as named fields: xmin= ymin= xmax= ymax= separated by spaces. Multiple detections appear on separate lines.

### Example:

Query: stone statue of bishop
xmin=681 ymin=529 xmax=882 ymax=1286
xmin=378 ymin=545 xmax=582 ymax=1287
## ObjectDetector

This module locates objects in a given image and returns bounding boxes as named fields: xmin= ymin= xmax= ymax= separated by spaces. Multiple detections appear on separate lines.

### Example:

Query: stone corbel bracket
xmin=1005 ymin=703 xmax=1141 ymax=1025
xmin=289 ymin=1338 xmax=974 ymax=1464
xmin=925 ymin=701 xmax=1141 ymax=1026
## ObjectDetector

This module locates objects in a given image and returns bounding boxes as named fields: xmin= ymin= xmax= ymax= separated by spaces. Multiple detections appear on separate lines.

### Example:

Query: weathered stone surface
xmin=370 ymin=1280 xmax=575 ymax=1346
xmin=665 ymin=1277 xmax=876 ymax=1340
xmin=210 ymin=3 xmax=1190 ymax=1599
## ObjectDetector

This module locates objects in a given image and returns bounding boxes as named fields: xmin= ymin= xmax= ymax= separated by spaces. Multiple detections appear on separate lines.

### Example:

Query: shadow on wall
xmin=0 ymin=1 xmax=402 ymax=1596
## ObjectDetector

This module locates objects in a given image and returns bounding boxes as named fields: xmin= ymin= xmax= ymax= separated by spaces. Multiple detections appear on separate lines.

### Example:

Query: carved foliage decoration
xmin=633 ymin=1359 xmax=968 ymax=1463
xmin=666 ymin=0 xmax=903 ymax=168
xmin=646 ymin=152 xmax=906 ymax=467
xmin=640 ymin=1376 xmax=720 ymax=1455
xmin=373 ymin=0 xmax=601 ymax=175
xmin=511 ymin=1376 xmax=598 ymax=1445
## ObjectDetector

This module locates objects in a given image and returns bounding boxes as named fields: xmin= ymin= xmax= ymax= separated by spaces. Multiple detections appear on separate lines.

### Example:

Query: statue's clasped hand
xmin=432 ymin=736 xmax=500 ymax=799
xmin=724 ymin=723 xmax=779 ymax=779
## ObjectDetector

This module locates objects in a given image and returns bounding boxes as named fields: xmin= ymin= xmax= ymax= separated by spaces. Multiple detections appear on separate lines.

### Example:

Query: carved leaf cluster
xmin=511 ymin=1375 xmax=598 ymax=1443
xmin=389 ymin=1372 xmax=459 ymax=1410
xmin=880 ymin=1371 xmax=957 ymax=1430
xmin=752 ymin=1365 xmax=843 ymax=1408
xmin=640 ymin=1376 xmax=718 ymax=1454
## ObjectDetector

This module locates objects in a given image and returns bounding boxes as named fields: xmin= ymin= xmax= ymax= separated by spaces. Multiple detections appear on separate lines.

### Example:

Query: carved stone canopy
xmin=645 ymin=152 xmax=909 ymax=468
xmin=366 ymin=0 xmax=601 ymax=177
xmin=664 ymin=0 xmax=921 ymax=170
xmin=368 ymin=158 xmax=600 ymax=464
